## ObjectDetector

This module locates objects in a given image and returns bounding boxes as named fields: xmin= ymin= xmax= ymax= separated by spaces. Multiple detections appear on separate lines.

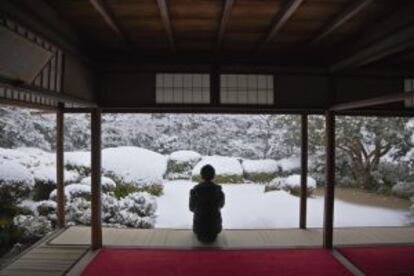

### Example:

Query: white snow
xmin=32 ymin=166 xmax=80 ymax=184
xmin=192 ymin=156 xmax=243 ymax=177
xmin=102 ymin=147 xmax=167 ymax=187
xmin=275 ymin=156 xmax=300 ymax=172
xmin=80 ymin=176 xmax=116 ymax=190
xmin=49 ymin=184 xmax=91 ymax=201
xmin=242 ymin=159 xmax=278 ymax=174
xmin=65 ymin=151 xmax=91 ymax=168
xmin=169 ymin=150 xmax=201 ymax=163
xmin=283 ymin=174 xmax=317 ymax=189
xmin=0 ymin=160 xmax=35 ymax=188
xmin=156 ymin=181 xmax=410 ymax=229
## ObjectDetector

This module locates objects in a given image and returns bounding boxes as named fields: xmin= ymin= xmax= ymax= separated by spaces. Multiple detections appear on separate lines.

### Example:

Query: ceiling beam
xmin=256 ymin=0 xmax=304 ymax=54
xmin=216 ymin=0 xmax=234 ymax=53
xmin=88 ymin=0 xmax=130 ymax=44
xmin=156 ymin=0 xmax=176 ymax=53
xmin=309 ymin=0 xmax=373 ymax=45
xmin=332 ymin=25 xmax=414 ymax=71
xmin=330 ymin=91 xmax=414 ymax=111
xmin=331 ymin=3 xmax=414 ymax=71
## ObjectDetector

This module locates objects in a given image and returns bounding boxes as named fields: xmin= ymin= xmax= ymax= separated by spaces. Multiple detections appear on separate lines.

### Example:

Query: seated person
xmin=189 ymin=165 xmax=225 ymax=243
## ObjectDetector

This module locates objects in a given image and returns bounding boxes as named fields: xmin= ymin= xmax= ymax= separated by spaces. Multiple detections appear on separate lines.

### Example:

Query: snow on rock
xmin=50 ymin=184 xmax=91 ymax=201
xmin=242 ymin=159 xmax=279 ymax=182
xmin=102 ymin=147 xmax=167 ymax=188
xmin=192 ymin=156 xmax=244 ymax=183
xmin=13 ymin=215 xmax=52 ymax=240
xmin=169 ymin=150 xmax=201 ymax=164
xmin=80 ymin=176 xmax=116 ymax=192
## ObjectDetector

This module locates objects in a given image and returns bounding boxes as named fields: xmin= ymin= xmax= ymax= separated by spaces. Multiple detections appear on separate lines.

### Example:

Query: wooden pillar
xmin=323 ymin=111 xmax=335 ymax=249
xmin=299 ymin=113 xmax=308 ymax=229
xmin=210 ymin=66 xmax=220 ymax=106
xmin=56 ymin=103 xmax=65 ymax=228
xmin=91 ymin=108 xmax=102 ymax=250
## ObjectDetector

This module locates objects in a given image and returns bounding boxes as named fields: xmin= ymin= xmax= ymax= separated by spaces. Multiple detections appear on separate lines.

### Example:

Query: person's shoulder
xmin=212 ymin=182 xmax=222 ymax=190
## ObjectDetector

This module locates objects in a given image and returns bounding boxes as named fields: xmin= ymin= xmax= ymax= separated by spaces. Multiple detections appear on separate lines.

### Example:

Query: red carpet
xmin=338 ymin=246 xmax=414 ymax=275
xmin=82 ymin=248 xmax=351 ymax=276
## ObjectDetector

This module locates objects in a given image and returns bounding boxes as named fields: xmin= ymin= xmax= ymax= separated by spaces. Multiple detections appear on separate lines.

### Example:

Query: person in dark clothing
xmin=189 ymin=165 xmax=225 ymax=243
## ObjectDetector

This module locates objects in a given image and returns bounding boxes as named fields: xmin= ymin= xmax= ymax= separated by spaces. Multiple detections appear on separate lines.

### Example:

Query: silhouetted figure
xmin=189 ymin=165 xmax=225 ymax=243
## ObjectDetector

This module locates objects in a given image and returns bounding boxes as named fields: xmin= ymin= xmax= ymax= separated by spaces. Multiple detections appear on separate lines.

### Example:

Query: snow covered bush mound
xmin=275 ymin=156 xmax=301 ymax=176
xmin=242 ymin=159 xmax=279 ymax=182
xmin=116 ymin=192 xmax=157 ymax=228
xmin=392 ymin=181 xmax=414 ymax=199
xmin=265 ymin=175 xmax=316 ymax=196
xmin=0 ymin=160 xmax=34 ymax=203
xmin=13 ymin=215 xmax=52 ymax=241
xmin=66 ymin=197 xmax=91 ymax=225
xmin=166 ymin=150 xmax=201 ymax=180
xmin=65 ymin=151 xmax=91 ymax=176
xmin=49 ymin=184 xmax=91 ymax=201
xmin=79 ymin=176 xmax=116 ymax=192
xmin=192 ymin=156 xmax=244 ymax=184
xmin=32 ymin=166 xmax=81 ymax=201
xmin=102 ymin=147 xmax=166 ymax=195
xmin=34 ymin=200 xmax=58 ymax=225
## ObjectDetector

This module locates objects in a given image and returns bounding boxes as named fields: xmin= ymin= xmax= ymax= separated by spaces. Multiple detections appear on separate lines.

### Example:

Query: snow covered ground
xmin=156 ymin=181 xmax=410 ymax=229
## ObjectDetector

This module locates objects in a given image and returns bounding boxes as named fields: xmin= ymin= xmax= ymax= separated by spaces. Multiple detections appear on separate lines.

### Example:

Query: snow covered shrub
xmin=274 ymin=175 xmax=317 ymax=197
xmin=165 ymin=150 xmax=201 ymax=180
xmin=65 ymin=151 xmax=91 ymax=177
xmin=274 ymin=156 xmax=301 ymax=177
xmin=116 ymin=192 xmax=157 ymax=228
xmin=13 ymin=215 xmax=52 ymax=241
xmin=36 ymin=200 xmax=57 ymax=222
xmin=242 ymin=159 xmax=279 ymax=183
xmin=101 ymin=194 xmax=120 ymax=224
xmin=66 ymin=197 xmax=91 ymax=225
xmin=79 ymin=176 xmax=116 ymax=192
xmin=0 ymin=161 xmax=34 ymax=204
xmin=264 ymin=178 xmax=284 ymax=193
xmin=192 ymin=156 xmax=244 ymax=184
xmin=32 ymin=167 xmax=80 ymax=201
xmin=392 ymin=182 xmax=414 ymax=199
xmin=49 ymin=184 xmax=91 ymax=201
xmin=102 ymin=147 xmax=166 ymax=196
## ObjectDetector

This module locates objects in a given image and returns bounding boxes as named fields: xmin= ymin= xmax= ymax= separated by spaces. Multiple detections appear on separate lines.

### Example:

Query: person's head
xmin=200 ymin=165 xmax=215 ymax=181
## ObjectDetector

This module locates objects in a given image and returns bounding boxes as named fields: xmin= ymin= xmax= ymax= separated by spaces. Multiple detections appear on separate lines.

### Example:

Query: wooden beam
xmin=323 ymin=110 xmax=335 ymax=249
xmin=56 ymin=103 xmax=65 ymax=228
xmin=88 ymin=0 xmax=130 ymax=44
xmin=299 ymin=113 xmax=308 ymax=229
xmin=331 ymin=4 xmax=414 ymax=71
xmin=256 ymin=0 xmax=304 ymax=53
xmin=330 ymin=91 xmax=414 ymax=111
xmin=0 ymin=75 xmax=98 ymax=107
xmin=156 ymin=0 xmax=176 ymax=53
xmin=309 ymin=0 xmax=373 ymax=45
xmin=91 ymin=108 xmax=102 ymax=250
xmin=216 ymin=0 xmax=234 ymax=53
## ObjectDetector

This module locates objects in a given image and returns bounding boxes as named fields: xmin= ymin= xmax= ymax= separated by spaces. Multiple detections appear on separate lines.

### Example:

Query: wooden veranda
xmin=1 ymin=0 xmax=414 ymax=275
